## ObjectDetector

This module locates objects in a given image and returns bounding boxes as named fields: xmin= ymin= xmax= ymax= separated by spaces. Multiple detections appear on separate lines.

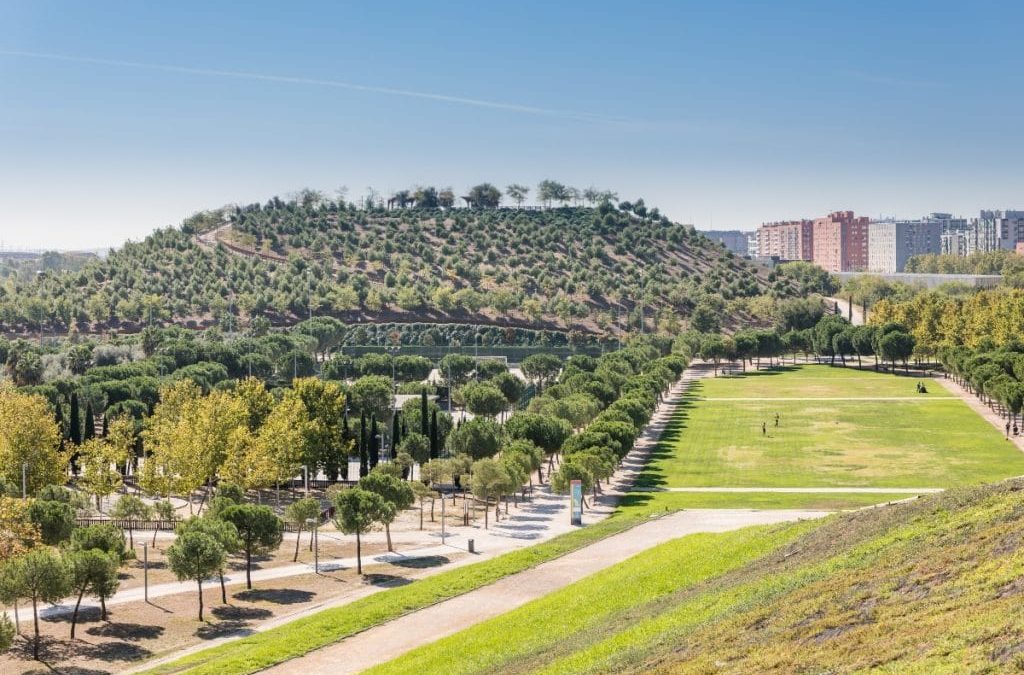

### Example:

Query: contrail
xmin=0 ymin=49 xmax=622 ymax=123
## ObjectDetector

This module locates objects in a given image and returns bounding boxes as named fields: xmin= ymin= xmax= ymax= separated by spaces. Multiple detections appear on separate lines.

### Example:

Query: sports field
xmin=636 ymin=366 xmax=1024 ymax=495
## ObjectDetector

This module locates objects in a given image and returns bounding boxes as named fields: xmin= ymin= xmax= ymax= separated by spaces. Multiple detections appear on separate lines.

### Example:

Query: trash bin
xmin=468 ymin=539 xmax=475 ymax=554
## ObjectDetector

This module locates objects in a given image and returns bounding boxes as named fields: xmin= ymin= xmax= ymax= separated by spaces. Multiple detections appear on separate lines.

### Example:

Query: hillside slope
xmin=377 ymin=480 xmax=1024 ymax=674
xmin=0 ymin=199 xmax=794 ymax=336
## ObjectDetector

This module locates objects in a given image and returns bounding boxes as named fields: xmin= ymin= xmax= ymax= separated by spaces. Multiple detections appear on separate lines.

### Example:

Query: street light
xmin=385 ymin=345 xmax=400 ymax=461
xmin=305 ymin=517 xmax=319 ymax=574
xmin=21 ymin=461 xmax=27 ymax=498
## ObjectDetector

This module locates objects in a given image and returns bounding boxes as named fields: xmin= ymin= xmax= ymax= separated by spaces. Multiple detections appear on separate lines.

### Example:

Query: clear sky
xmin=2 ymin=1 xmax=1022 ymax=249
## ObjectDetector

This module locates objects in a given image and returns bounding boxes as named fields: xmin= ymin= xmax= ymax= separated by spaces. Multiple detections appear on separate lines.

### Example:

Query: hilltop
xmin=0 ymin=196 xmax=799 ymax=337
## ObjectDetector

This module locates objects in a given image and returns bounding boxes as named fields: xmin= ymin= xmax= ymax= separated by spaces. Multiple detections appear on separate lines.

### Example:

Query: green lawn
xmin=375 ymin=481 xmax=1024 ymax=674
xmin=616 ymin=490 xmax=921 ymax=514
xmin=368 ymin=519 xmax=819 ymax=675
xmin=637 ymin=365 xmax=1024 ymax=491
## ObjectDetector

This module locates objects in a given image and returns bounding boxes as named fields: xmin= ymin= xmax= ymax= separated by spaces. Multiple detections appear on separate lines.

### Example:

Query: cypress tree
xmin=69 ymin=392 xmax=82 ymax=446
xmin=54 ymin=403 xmax=65 ymax=452
xmin=420 ymin=388 xmax=429 ymax=436
xmin=429 ymin=409 xmax=439 ymax=459
xmin=359 ymin=413 xmax=368 ymax=478
xmin=369 ymin=416 xmax=380 ymax=469
xmin=101 ymin=414 xmax=109 ymax=438
xmin=391 ymin=412 xmax=401 ymax=452
xmin=83 ymin=402 xmax=96 ymax=442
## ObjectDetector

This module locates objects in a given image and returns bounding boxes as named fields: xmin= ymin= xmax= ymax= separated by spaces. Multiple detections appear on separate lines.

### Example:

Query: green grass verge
xmin=640 ymin=365 xmax=1024 ymax=490
xmin=140 ymin=511 xmax=658 ymax=675
xmin=616 ymin=490 xmax=922 ymax=513
xmin=368 ymin=519 xmax=820 ymax=675
xmin=375 ymin=481 xmax=1024 ymax=674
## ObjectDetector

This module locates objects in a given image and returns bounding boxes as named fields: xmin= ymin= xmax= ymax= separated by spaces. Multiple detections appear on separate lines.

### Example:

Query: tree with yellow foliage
xmin=0 ymin=387 xmax=65 ymax=495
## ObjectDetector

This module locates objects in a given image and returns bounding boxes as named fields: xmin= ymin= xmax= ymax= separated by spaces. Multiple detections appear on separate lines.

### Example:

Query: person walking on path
xmin=762 ymin=422 xmax=767 ymax=435
xmin=774 ymin=413 xmax=780 ymax=427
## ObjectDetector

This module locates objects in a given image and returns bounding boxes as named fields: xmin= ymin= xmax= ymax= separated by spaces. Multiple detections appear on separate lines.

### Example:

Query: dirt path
xmin=936 ymin=376 xmax=1024 ymax=453
xmin=260 ymin=508 xmax=828 ymax=675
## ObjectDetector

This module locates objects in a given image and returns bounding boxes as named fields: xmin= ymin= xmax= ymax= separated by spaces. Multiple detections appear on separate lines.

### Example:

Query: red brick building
xmin=812 ymin=211 xmax=869 ymax=272
xmin=756 ymin=220 xmax=814 ymax=261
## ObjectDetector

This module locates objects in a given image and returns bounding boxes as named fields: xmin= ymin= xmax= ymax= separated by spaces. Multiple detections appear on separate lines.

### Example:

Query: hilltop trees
xmin=167 ymin=530 xmax=226 ymax=621
xmin=220 ymin=504 xmax=283 ymax=589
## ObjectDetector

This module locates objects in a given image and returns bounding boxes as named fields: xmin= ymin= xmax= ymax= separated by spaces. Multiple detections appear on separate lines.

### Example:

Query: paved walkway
xmin=129 ymin=370 xmax=706 ymax=671
xmin=635 ymin=486 xmax=943 ymax=494
xmin=260 ymin=508 xmax=829 ymax=675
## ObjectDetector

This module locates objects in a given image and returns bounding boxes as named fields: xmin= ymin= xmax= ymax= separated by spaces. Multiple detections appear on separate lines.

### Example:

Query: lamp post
xmin=305 ymin=518 xmax=319 ymax=574
xmin=21 ymin=462 xmax=27 ymax=498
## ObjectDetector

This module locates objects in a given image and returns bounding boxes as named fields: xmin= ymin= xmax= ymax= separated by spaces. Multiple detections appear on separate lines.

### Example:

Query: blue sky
xmin=1 ymin=1 xmax=1022 ymax=249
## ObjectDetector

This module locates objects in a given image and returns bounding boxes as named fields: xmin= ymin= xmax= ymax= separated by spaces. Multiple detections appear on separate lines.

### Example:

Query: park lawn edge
xmin=140 ymin=510 xmax=659 ymax=675
xmin=367 ymin=519 xmax=822 ymax=675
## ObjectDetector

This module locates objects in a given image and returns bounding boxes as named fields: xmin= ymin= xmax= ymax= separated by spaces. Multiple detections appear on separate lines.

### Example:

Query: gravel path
xmin=260 ymin=508 xmax=828 ymax=675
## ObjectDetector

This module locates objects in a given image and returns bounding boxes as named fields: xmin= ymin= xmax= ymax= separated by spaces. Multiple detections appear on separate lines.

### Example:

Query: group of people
xmin=761 ymin=412 xmax=780 ymax=435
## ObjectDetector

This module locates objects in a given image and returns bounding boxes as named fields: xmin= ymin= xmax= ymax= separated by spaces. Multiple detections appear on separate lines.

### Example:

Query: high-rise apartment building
xmin=756 ymin=220 xmax=813 ymax=261
xmin=703 ymin=230 xmax=749 ymax=256
xmin=867 ymin=219 xmax=942 ymax=273
xmin=966 ymin=210 xmax=1024 ymax=254
xmin=811 ymin=211 xmax=869 ymax=272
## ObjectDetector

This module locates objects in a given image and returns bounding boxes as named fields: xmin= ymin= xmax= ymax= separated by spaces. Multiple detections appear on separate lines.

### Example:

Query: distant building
xmin=756 ymin=220 xmax=813 ymax=261
xmin=966 ymin=210 xmax=1024 ymax=254
xmin=812 ymin=211 xmax=869 ymax=272
xmin=941 ymin=231 xmax=968 ymax=257
xmin=867 ymin=219 xmax=942 ymax=273
xmin=746 ymin=231 xmax=759 ymax=257
xmin=703 ymin=230 xmax=749 ymax=256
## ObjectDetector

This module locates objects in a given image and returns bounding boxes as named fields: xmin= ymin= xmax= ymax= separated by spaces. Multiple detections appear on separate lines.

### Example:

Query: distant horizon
xmin=5 ymin=193 xmax=1024 ymax=251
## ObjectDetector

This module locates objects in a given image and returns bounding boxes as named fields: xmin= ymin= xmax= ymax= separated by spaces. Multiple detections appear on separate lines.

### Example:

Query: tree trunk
xmin=355 ymin=530 xmax=362 ymax=575
xmin=419 ymin=502 xmax=424 ymax=530
xmin=219 ymin=571 xmax=227 ymax=604
xmin=32 ymin=595 xmax=40 ymax=659
xmin=71 ymin=588 xmax=85 ymax=638
xmin=293 ymin=525 xmax=302 ymax=562
xmin=245 ymin=547 xmax=252 ymax=589
xmin=484 ymin=499 xmax=489 ymax=529
xmin=385 ymin=523 xmax=393 ymax=552
xmin=152 ymin=522 xmax=160 ymax=546
xmin=430 ymin=499 xmax=435 ymax=522
xmin=197 ymin=579 xmax=204 ymax=621
xmin=100 ymin=595 xmax=107 ymax=621
xmin=127 ymin=525 xmax=134 ymax=549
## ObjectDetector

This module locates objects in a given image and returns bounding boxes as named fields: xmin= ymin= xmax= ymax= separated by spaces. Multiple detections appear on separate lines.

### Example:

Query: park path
xmin=128 ymin=370 xmax=707 ymax=671
xmin=259 ymin=508 xmax=828 ymax=675
xmin=936 ymin=376 xmax=1024 ymax=453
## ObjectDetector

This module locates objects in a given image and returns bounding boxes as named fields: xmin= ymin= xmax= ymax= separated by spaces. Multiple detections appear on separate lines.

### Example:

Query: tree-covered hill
xmin=0 ymin=194 xmax=800 ymax=336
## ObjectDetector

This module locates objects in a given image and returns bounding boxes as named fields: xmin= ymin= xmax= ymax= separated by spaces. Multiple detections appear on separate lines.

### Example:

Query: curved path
xmin=260 ymin=508 xmax=828 ymax=675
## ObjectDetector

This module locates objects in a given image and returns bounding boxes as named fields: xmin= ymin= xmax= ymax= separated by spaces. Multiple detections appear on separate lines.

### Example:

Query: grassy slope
xmin=369 ymin=520 xmax=820 ymax=675
xmin=141 ymin=511 xmax=656 ymax=675
xmin=639 ymin=365 xmax=1024 ymax=491
xmin=377 ymin=481 xmax=1024 ymax=674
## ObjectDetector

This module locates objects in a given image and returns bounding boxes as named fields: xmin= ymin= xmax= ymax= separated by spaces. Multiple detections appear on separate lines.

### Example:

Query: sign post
xmin=570 ymin=479 xmax=583 ymax=526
